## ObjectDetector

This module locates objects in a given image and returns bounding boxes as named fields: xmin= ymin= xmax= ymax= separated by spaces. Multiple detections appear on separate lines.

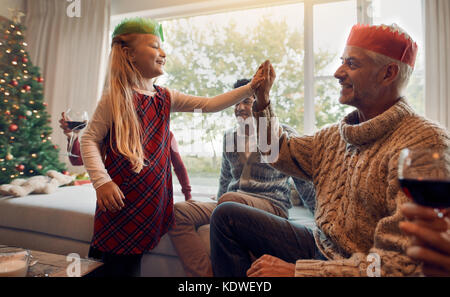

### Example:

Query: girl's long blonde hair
xmin=104 ymin=34 xmax=148 ymax=173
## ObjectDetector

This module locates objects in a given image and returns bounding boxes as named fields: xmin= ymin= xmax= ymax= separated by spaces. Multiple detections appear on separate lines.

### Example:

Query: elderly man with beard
xmin=209 ymin=24 xmax=449 ymax=277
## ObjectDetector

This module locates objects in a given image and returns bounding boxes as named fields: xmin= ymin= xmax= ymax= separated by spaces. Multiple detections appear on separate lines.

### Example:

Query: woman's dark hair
xmin=233 ymin=79 xmax=251 ymax=89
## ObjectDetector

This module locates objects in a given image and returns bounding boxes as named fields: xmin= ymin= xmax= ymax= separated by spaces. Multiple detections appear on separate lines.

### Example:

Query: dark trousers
xmin=210 ymin=202 xmax=327 ymax=277
xmin=88 ymin=246 xmax=143 ymax=277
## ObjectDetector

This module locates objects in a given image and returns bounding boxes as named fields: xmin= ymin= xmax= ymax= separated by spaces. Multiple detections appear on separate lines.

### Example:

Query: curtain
xmin=424 ymin=0 xmax=450 ymax=130
xmin=24 ymin=0 xmax=111 ymax=172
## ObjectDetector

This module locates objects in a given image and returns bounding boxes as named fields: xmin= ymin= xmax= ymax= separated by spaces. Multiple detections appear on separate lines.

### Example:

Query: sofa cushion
xmin=0 ymin=185 xmax=96 ymax=243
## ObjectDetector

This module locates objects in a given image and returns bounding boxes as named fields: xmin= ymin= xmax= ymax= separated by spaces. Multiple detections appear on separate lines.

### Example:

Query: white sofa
xmin=0 ymin=184 xmax=315 ymax=276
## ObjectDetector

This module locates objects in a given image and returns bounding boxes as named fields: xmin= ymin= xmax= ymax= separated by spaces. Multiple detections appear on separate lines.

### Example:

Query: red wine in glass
xmin=398 ymin=148 xmax=450 ymax=216
xmin=399 ymin=179 xmax=450 ymax=208
xmin=66 ymin=121 xmax=87 ymax=131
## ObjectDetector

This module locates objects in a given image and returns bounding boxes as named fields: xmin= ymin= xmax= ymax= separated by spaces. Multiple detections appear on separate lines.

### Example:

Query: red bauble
xmin=18 ymin=115 xmax=26 ymax=120
xmin=24 ymin=85 xmax=31 ymax=91
xmin=37 ymin=165 xmax=43 ymax=170
xmin=43 ymin=102 xmax=48 ymax=106
xmin=5 ymin=110 xmax=10 ymax=115
xmin=16 ymin=164 xmax=25 ymax=171
xmin=63 ymin=171 xmax=70 ymax=175
xmin=22 ymin=57 xmax=28 ymax=63
xmin=11 ymin=80 xmax=18 ymax=87
xmin=9 ymin=124 xmax=18 ymax=132
xmin=37 ymin=77 xmax=44 ymax=83
xmin=53 ymin=145 xmax=58 ymax=149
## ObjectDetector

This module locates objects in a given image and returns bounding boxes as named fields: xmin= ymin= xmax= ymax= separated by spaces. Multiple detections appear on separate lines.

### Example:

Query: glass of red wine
xmin=398 ymin=148 xmax=450 ymax=218
xmin=65 ymin=108 xmax=88 ymax=158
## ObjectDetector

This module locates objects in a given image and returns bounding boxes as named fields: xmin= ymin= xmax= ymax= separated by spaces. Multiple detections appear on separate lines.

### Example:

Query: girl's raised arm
xmin=170 ymin=83 xmax=254 ymax=113
xmin=170 ymin=60 xmax=268 ymax=113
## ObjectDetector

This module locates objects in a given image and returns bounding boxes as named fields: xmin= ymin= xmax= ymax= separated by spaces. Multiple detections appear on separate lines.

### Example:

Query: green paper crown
xmin=112 ymin=17 xmax=164 ymax=41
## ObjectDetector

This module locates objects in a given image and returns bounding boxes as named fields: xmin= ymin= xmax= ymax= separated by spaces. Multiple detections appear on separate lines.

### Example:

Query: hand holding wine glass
xmin=63 ymin=108 xmax=88 ymax=158
xmin=398 ymin=148 xmax=450 ymax=276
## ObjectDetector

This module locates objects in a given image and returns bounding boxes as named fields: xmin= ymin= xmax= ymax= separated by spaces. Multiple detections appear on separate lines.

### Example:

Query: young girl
xmin=80 ymin=17 xmax=266 ymax=276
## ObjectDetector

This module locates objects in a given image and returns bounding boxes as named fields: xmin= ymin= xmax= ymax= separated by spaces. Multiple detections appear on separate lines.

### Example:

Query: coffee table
xmin=0 ymin=245 xmax=103 ymax=277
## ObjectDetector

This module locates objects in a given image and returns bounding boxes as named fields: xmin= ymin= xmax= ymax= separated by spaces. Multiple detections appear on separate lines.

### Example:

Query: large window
xmin=313 ymin=0 xmax=357 ymax=130
xmin=160 ymin=3 xmax=307 ymax=187
xmin=118 ymin=0 xmax=425 ymax=193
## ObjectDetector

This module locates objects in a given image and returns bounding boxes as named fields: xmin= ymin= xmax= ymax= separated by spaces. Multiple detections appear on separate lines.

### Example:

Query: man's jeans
xmin=210 ymin=202 xmax=326 ymax=277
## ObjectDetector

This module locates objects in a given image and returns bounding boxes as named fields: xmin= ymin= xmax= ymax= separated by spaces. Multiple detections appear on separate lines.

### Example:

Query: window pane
xmin=160 ymin=3 xmax=305 ymax=189
xmin=372 ymin=0 xmax=425 ymax=115
xmin=313 ymin=0 xmax=357 ymax=129
xmin=313 ymin=0 xmax=357 ymax=77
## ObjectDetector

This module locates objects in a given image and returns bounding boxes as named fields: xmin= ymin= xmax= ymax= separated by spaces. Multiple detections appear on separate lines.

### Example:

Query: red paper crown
xmin=346 ymin=24 xmax=418 ymax=68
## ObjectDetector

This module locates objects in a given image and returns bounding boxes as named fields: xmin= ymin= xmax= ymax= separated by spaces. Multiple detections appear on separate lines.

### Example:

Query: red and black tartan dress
xmin=90 ymin=86 xmax=174 ymax=255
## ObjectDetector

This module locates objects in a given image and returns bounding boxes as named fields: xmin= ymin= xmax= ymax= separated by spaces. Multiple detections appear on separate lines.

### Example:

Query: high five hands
xmin=250 ymin=60 xmax=276 ymax=111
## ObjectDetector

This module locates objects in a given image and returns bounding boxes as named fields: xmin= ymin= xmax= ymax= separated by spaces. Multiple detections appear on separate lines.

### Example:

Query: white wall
xmin=0 ymin=0 xmax=25 ymax=19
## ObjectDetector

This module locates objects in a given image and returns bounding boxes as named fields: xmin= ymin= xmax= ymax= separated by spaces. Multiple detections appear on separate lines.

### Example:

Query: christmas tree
xmin=0 ymin=12 xmax=66 ymax=184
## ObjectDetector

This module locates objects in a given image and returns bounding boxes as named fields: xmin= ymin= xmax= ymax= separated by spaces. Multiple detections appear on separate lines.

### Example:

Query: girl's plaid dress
xmin=90 ymin=86 xmax=174 ymax=255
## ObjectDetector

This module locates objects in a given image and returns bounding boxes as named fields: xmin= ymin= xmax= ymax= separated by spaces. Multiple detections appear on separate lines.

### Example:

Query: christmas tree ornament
xmin=10 ymin=80 xmax=18 ymax=86
xmin=9 ymin=124 xmax=18 ymax=132
xmin=8 ymin=8 xmax=25 ymax=24
xmin=16 ymin=164 xmax=25 ymax=171
xmin=6 ymin=154 xmax=13 ymax=161
xmin=37 ymin=165 xmax=42 ymax=170
xmin=37 ymin=77 xmax=44 ymax=83
xmin=22 ymin=57 xmax=28 ymax=63
xmin=26 ymin=110 xmax=32 ymax=116
xmin=24 ymin=85 xmax=30 ymax=91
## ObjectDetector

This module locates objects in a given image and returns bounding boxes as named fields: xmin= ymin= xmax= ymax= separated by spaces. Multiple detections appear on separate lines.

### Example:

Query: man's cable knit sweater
xmin=254 ymin=98 xmax=449 ymax=276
